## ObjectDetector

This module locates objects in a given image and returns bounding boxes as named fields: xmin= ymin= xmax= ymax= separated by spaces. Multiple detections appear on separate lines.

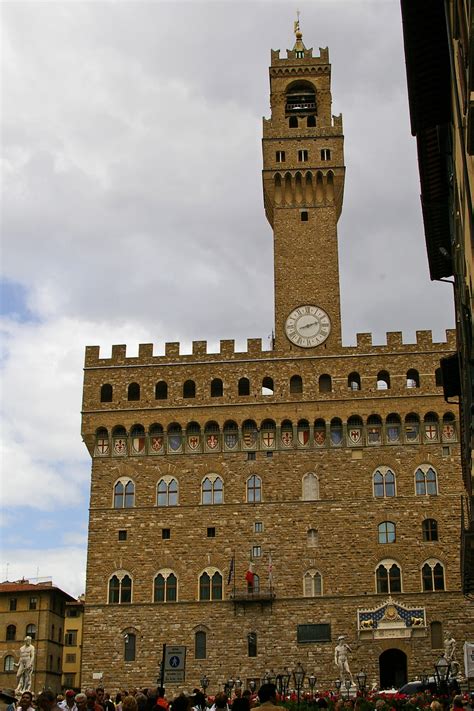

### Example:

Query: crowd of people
xmin=0 ymin=683 xmax=471 ymax=711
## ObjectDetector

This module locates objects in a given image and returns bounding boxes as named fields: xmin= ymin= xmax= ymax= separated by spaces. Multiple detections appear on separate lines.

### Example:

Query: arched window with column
xmin=113 ymin=478 xmax=135 ymax=508
xmin=199 ymin=569 xmax=223 ymax=601
xmin=153 ymin=570 xmax=178 ymax=602
xmin=415 ymin=465 xmax=438 ymax=495
xmin=304 ymin=570 xmax=322 ymax=597
xmin=376 ymin=560 xmax=402 ymax=593
xmin=422 ymin=560 xmax=445 ymax=591
xmin=202 ymin=475 xmax=223 ymax=505
xmin=108 ymin=571 xmax=132 ymax=604
xmin=157 ymin=477 xmax=178 ymax=507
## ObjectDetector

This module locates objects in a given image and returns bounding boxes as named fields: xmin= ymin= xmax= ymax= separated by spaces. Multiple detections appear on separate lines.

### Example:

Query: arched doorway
xmin=379 ymin=648 xmax=407 ymax=689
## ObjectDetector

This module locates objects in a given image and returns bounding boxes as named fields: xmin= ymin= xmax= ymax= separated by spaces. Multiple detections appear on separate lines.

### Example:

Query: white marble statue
xmin=444 ymin=633 xmax=456 ymax=663
xmin=334 ymin=635 xmax=354 ymax=685
xmin=14 ymin=636 xmax=35 ymax=694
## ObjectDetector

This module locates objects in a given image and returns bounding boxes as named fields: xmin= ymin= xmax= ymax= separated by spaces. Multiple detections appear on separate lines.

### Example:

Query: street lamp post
xmin=235 ymin=678 xmax=242 ymax=691
xmin=293 ymin=662 xmax=306 ymax=711
xmin=335 ymin=679 xmax=342 ymax=696
xmin=344 ymin=679 xmax=351 ymax=700
xmin=356 ymin=671 xmax=367 ymax=696
xmin=308 ymin=674 xmax=317 ymax=703
xmin=200 ymin=674 xmax=209 ymax=704
xmin=249 ymin=680 xmax=256 ymax=694
xmin=434 ymin=654 xmax=451 ymax=696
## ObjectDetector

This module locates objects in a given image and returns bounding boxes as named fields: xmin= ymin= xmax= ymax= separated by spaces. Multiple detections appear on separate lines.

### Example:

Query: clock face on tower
xmin=285 ymin=305 xmax=331 ymax=348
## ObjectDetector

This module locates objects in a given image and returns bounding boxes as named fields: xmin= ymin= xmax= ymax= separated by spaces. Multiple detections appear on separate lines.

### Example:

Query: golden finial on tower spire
xmin=294 ymin=9 xmax=301 ymax=36
xmin=293 ymin=9 xmax=305 ymax=52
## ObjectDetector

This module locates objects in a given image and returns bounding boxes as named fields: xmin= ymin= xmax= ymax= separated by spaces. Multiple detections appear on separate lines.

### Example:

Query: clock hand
xmin=301 ymin=320 xmax=317 ymax=329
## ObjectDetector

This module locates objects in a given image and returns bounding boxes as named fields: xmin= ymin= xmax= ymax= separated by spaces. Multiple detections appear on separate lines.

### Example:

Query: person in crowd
xmin=75 ymin=695 xmax=87 ymax=711
xmin=135 ymin=695 xmax=147 ymax=711
xmin=256 ymin=685 xmax=279 ymax=711
xmin=36 ymin=691 xmax=61 ymax=711
xmin=230 ymin=691 xmax=249 ymax=711
xmin=85 ymin=690 xmax=102 ymax=711
xmin=191 ymin=693 xmax=206 ymax=711
xmin=59 ymin=691 xmax=77 ymax=711
xmin=17 ymin=692 xmax=34 ymax=711
xmin=122 ymin=698 xmax=137 ymax=711
xmin=155 ymin=690 xmax=168 ymax=711
xmin=169 ymin=697 xmax=191 ymax=711
xmin=97 ymin=690 xmax=114 ymax=711
xmin=0 ymin=689 xmax=17 ymax=711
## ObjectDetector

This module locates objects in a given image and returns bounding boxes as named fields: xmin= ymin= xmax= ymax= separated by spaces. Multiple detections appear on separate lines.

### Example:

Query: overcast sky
xmin=1 ymin=0 xmax=454 ymax=598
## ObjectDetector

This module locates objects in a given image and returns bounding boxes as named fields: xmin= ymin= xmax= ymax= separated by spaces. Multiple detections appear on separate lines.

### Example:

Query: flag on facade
xmin=245 ymin=561 xmax=255 ymax=584
xmin=227 ymin=556 xmax=234 ymax=585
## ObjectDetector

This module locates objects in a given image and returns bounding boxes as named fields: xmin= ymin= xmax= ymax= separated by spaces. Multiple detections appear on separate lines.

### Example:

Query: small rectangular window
xmin=321 ymin=149 xmax=331 ymax=161
xmin=247 ymin=451 xmax=256 ymax=461
xmin=9 ymin=598 xmax=17 ymax=611
xmin=118 ymin=530 xmax=127 ymax=541
xmin=266 ymin=451 xmax=273 ymax=458
xmin=65 ymin=653 xmax=76 ymax=663
xmin=442 ymin=446 xmax=450 ymax=457
xmin=207 ymin=527 xmax=216 ymax=538
xmin=252 ymin=545 xmax=262 ymax=558
xmin=29 ymin=597 xmax=37 ymax=610
xmin=67 ymin=608 xmax=79 ymax=617
xmin=276 ymin=151 xmax=286 ymax=163
xmin=254 ymin=522 xmax=263 ymax=533
xmin=298 ymin=149 xmax=308 ymax=162
xmin=300 ymin=211 xmax=309 ymax=222
xmin=297 ymin=623 xmax=331 ymax=643
xmin=64 ymin=630 xmax=77 ymax=646
xmin=162 ymin=528 xmax=171 ymax=540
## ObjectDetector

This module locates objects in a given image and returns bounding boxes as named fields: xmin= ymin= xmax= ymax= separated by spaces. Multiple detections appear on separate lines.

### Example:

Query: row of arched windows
xmin=112 ymin=466 xmax=440 ymax=508
xmin=99 ymin=368 xmax=442 ymax=403
xmin=106 ymin=558 xmax=447 ymax=604
xmin=5 ymin=623 xmax=36 ymax=642
xmin=95 ymin=412 xmax=457 ymax=457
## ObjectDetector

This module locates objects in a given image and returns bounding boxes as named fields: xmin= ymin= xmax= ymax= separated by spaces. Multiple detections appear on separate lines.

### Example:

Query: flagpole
xmin=233 ymin=548 xmax=236 ymax=600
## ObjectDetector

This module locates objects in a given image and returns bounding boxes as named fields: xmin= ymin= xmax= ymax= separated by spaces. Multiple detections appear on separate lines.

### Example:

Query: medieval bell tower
xmin=262 ymin=24 xmax=345 ymax=353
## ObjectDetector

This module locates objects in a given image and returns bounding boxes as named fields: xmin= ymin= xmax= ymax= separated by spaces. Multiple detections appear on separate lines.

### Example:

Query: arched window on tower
xmin=319 ymin=374 xmax=332 ymax=393
xmin=210 ymin=378 xmax=223 ymax=397
xmin=290 ymin=375 xmax=303 ymax=393
xmin=247 ymin=475 xmax=262 ymax=503
xmin=238 ymin=377 xmax=250 ymax=396
xmin=304 ymin=570 xmax=322 ymax=597
xmin=100 ymin=384 xmax=113 ymax=402
xmin=422 ymin=518 xmax=439 ymax=541
xmin=376 ymin=371 xmax=390 ymax=390
xmin=262 ymin=377 xmax=274 ymax=395
xmin=6 ymin=625 xmax=16 ymax=641
xmin=128 ymin=382 xmax=140 ymax=401
xmin=4 ymin=655 xmax=14 ymax=672
xmin=348 ymin=372 xmax=361 ymax=390
xmin=155 ymin=381 xmax=168 ymax=400
xmin=124 ymin=632 xmax=136 ymax=662
xmin=183 ymin=380 xmax=196 ymax=398
xmin=407 ymin=369 xmax=420 ymax=388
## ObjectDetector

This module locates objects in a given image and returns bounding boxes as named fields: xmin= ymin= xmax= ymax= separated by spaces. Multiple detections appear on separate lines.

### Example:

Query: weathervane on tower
xmin=294 ymin=9 xmax=301 ymax=36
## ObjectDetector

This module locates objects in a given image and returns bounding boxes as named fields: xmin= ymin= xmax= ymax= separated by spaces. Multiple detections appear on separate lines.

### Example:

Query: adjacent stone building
xmin=61 ymin=597 xmax=84 ymax=691
xmin=81 ymin=26 xmax=473 ymax=693
xmin=0 ymin=580 xmax=76 ymax=694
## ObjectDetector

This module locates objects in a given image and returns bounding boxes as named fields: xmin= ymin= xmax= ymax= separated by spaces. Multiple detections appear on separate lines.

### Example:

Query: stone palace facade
xmin=80 ymin=26 xmax=473 ymax=693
